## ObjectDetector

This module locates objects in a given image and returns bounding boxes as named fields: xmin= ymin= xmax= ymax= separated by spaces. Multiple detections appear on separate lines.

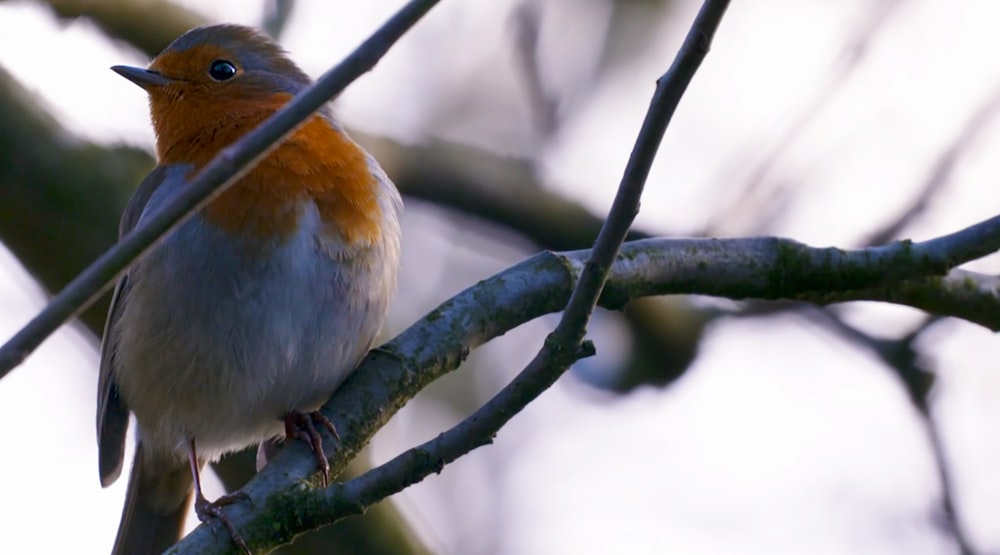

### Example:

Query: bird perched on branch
xmin=97 ymin=24 xmax=402 ymax=555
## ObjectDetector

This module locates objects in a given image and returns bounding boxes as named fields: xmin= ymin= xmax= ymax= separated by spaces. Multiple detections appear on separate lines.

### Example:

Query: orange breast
xmin=155 ymin=92 xmax=381 ymax=247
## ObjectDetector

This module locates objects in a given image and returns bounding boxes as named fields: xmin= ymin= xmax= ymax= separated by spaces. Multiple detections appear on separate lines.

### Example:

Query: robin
xmin=97 ymin=24 xmax=402 ymax=555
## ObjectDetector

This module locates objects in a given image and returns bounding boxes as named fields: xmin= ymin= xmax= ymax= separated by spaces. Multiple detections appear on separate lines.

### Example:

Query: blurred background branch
xmin=19 ymin=0 xmax=205 ymax=57
xmin=0 ymin=64 xmax=146 ymax=333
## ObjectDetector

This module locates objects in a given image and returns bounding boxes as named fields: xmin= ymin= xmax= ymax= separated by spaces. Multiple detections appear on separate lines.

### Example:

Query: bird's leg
xmin=188 ymin=440 xmax=251 ymax=555
xmin=284 ymin=411 xmax=340 ymax=487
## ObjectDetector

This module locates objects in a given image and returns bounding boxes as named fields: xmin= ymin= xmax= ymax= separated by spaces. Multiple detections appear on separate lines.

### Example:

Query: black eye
xmin=208 ymin=59 xmax=238 ymax=81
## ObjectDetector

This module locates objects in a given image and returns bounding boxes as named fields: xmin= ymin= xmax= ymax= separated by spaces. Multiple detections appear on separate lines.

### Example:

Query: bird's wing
xmin=96 ymin=164 xmax=178 ymax=487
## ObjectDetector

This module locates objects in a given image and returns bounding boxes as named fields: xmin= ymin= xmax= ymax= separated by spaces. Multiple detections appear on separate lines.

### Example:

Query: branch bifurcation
xmin=171 ymin=1 xmax=735 ymax=552
xmin=172 ymin=222 xmax=1000 ymax=552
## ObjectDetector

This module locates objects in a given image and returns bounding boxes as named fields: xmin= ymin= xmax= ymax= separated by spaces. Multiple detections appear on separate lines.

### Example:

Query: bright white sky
xmin=2 ymin=1 xmax=1000 ymax=554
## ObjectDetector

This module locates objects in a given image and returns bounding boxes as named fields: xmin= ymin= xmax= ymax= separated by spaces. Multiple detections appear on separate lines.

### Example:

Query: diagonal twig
xmin=169 ymin=1 xmax=733 ymax=551
xmin=704 ymin=0 xmax=904 ymax=236
xmin=863 ymin=78 xmax=1000 ymax=246
xmin=0 ymin=0 xmax=443 ymax=381
xmin=328 ymin=0 xmax=732 ymax=524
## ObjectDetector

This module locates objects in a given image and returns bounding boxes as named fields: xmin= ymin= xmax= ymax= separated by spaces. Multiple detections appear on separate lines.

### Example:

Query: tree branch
xmin=168 ymin=212 xmax=1000 ymax=551
xmin=172 ymin=2 xmax=723 ymax=550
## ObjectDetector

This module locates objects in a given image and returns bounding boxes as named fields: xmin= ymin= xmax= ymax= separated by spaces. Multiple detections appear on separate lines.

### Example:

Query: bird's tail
xmin=111 ymin=444 xmax=192 ymax=555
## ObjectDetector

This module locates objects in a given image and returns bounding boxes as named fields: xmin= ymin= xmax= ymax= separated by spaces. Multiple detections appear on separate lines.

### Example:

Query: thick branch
xmin=210 ymin=449 xmax=430 ymax=555
xmin=168 ymin=215 xmax=1000 ymax=551
xmin=822 ymin=268 xmax=1000 ymax=329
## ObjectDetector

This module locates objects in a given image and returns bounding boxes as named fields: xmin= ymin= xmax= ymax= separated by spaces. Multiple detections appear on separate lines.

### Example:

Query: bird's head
xmin=112 ymin=24 xmax=311 ymax=162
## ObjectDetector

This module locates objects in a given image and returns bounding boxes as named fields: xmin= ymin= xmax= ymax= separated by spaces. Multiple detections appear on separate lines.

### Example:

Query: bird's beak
xmin=111 ymin=65 xmax=173 ymax=90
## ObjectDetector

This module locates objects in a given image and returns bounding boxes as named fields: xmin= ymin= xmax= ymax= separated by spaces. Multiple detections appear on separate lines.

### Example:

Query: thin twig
xmin=513 ymin=1 xmax=560 ymax=137
xmin=799 ymin=309 xmax=974 ymax=554
xmin=262 ymin=0 xmax=296 ymax=39
xmin=0 ymin=0 xmax=442 ymax=381
xmin=171 ymin=1 xmax=732 ymax=551
xmin=864 ymin=78 xmax=1000 ymax=246
xmin=703 ymin=0 xmax=904 ymax=236
xmin=924 ymin=413 xmax=975 ymax=555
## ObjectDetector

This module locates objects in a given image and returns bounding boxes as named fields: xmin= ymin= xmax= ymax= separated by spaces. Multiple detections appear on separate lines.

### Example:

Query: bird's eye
xmin=208 ymin=60 xmax=238 ymax=81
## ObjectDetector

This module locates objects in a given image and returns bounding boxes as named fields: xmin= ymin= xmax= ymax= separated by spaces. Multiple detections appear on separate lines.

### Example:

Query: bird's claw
xmin=285 ymin=411 xmax=340 ymax=486
xmin=194 ymin=491 xmax=252 ymax=554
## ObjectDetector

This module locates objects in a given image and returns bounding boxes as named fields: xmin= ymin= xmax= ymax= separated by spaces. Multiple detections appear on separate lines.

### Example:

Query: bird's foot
xmin=194 ymin=491 xmax=252 ymax=554
xmin=284 ymin=410 xmax=340 ymax=487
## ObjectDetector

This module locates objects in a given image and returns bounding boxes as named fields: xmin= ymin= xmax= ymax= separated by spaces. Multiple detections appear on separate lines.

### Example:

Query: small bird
xmin=97 ymin=24 xmax=402 ymax=555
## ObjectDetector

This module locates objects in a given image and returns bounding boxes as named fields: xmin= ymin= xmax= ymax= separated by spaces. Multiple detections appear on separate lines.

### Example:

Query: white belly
xmin=113 ymin=200 xmax=389 ymax=460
